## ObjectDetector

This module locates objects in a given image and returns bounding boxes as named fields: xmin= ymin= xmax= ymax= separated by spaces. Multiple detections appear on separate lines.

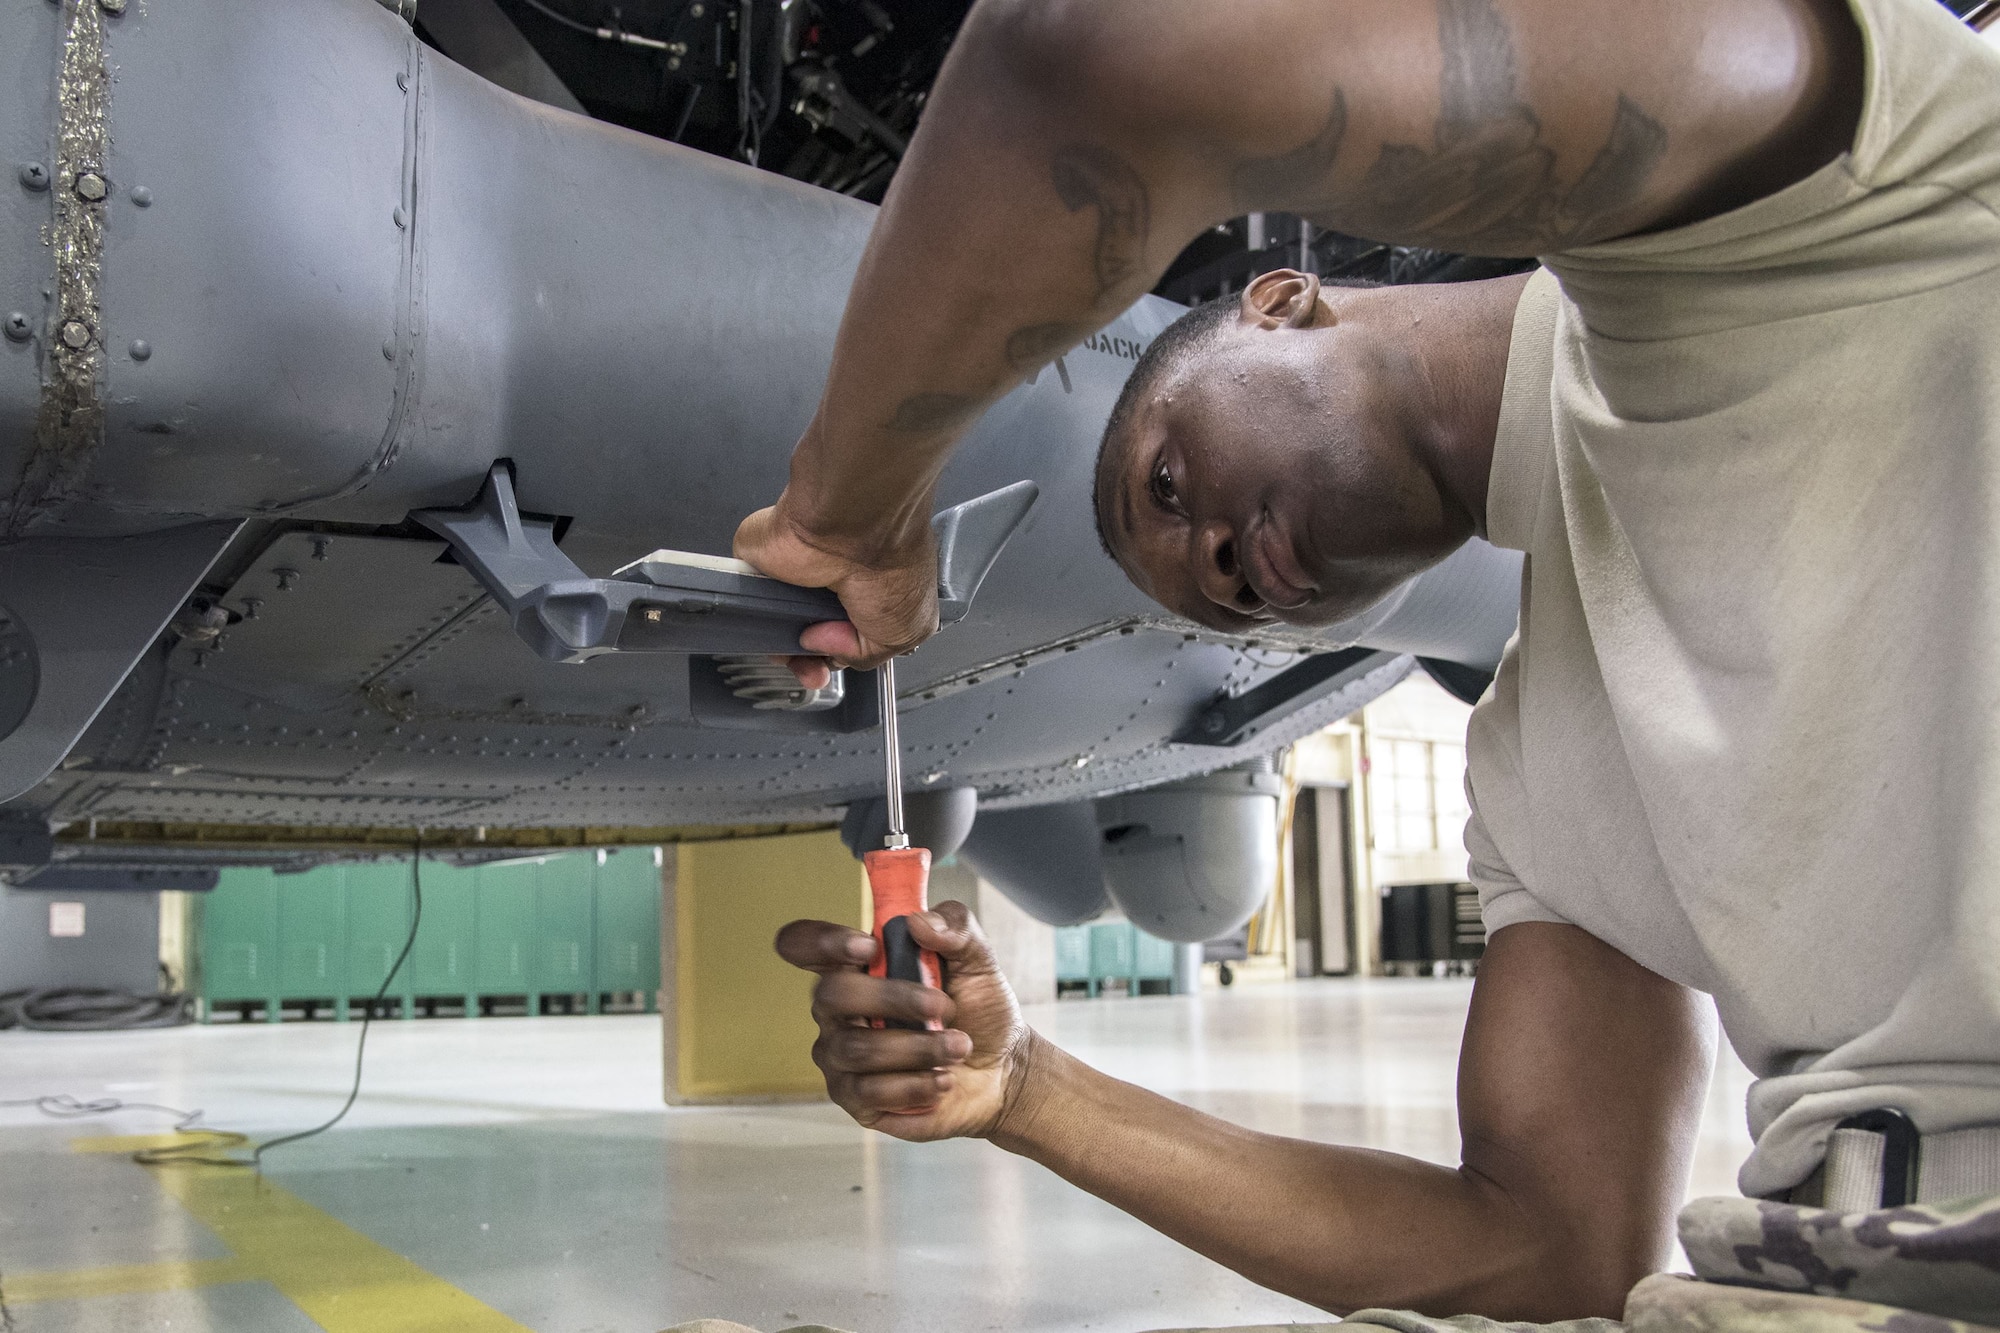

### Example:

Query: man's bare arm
xmin=780 ymin=912 xmax=1715 ymax=1320
xmin=735 ymin=0 xmax=1862 ymax=663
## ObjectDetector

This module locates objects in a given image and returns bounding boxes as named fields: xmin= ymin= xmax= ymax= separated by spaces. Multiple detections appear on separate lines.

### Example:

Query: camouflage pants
xmin=659 ymin=1191 xmax=2000 ymax=1333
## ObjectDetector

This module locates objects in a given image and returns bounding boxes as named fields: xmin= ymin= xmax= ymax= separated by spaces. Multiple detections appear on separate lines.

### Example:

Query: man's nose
xmin=1192 ymin=520 xmax=1260 ymax=612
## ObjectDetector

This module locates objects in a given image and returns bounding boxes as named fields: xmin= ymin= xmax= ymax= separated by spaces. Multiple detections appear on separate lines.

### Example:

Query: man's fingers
xmin=797 ymin=620 xmax=866 ymax=664
xmin=775 ymin=919 xmax=875 ymax=973
xmin=847 ymin=1069 xmax=952 ymax=1115
xmin=811 ymin=970 xmax=954 ymax=1029
xmin=908 ymin=901 xmax=1001 ymax=976
xmin=817 ymin=1026 xmax=971 ymax=1075
xmin=781 ymin=654 xmax=833 ymax=690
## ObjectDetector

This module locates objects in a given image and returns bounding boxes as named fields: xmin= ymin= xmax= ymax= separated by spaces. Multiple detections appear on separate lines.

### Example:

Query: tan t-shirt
xmin=1466 ymin=0 xmax=2000 ymax=1199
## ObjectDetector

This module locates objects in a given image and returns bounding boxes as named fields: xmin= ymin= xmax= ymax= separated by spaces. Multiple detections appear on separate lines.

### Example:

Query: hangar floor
xmin=0 ymin=978 xmax=1754 ymax=1333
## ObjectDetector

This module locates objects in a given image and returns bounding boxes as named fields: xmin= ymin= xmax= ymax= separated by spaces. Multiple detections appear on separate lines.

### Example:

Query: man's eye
xmin=1149 ymin=458 xmax=1184 ymax=514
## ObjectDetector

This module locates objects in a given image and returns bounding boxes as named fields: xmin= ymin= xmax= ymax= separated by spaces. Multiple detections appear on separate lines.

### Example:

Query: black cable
xmin=248 ymin=845 xmax=424 ymax=1170
xmin=513 ymin=0 xmax=685 ymax=51
xmin=7 ymin=844 xmax=426 ymax=1170
xmin=0 ymin=988 xmax=192 ymax=1031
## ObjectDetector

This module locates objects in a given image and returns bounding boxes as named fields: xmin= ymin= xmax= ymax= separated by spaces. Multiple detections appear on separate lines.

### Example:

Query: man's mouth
xmin=1243 ymin=510 xmax=1315 ymax=610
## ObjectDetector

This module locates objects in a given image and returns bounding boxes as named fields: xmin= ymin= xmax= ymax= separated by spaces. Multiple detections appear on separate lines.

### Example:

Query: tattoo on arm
xmin=1050 ymin=144 xmax=1152 ymax=305
xmin=1232 ymin=91 xmax=1347 ymax=212
xmin=883 ymin=392 xmax=981 ymax=436
xmin=1233 ymin=0 xmax=1668 ymax=253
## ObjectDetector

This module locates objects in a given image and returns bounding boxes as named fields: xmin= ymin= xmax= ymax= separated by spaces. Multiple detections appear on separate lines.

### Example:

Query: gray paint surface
xmin=0 ymin=885 xmax=159 ymax=992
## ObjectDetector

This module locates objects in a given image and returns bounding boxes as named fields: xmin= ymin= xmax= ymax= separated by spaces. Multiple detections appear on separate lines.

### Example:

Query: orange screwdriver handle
xmin=863 ymin=846 xmax=941 ymax=1031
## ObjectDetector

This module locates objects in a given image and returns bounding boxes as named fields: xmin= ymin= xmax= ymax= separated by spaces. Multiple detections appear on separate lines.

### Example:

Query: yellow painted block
xmin=667 ymin=830 xmax=867 ymax=1102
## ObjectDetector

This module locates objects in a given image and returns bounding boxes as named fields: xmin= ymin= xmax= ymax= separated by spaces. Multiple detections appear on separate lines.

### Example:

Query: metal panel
xmin=82 ymin=0 xmax=413 ymax=526
xmin=534 ymin=853 xmax=592 ymax=998
xmin=199 ymin=870 xmax=279 ymax=1004
xmin=0 ymin=884 xmax=160 ymax=992
xmin=343 ymin=861 xmax=412 ymax=1001
xmin=0 ymin=522 xmax=242 ymax=801
xmin=592 ymin=847 xmax=658 ymax=997
xmin=472 ymin=858 xmax=536 ymax=995
xmin=0 ymin=0 xmax=56 ymax=445
xmin=407 ymin=859 xmax=478 ymax=997
xmin=276 ymin=868 xmax=346 ymax=1002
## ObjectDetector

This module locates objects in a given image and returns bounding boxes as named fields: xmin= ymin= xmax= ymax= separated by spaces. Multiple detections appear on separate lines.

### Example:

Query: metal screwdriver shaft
xmin=879 ymin=657 xmax=908 ymax=849
xmin=865 ymin=653 xmax=938 ymax=1038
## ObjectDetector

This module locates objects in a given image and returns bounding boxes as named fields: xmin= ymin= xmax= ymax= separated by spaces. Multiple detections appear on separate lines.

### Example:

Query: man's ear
xmin=1240 ymin=269 xmax=1324 ymax=330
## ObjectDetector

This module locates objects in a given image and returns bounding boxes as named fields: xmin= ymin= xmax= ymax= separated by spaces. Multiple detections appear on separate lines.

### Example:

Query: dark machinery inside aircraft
xmin=0 ymin=0 xmax=1542 ymax=942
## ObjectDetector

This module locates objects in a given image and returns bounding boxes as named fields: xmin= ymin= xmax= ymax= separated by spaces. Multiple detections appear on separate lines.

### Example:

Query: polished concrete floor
xmin=0 ymin=978 xmax=1754 ymax=1333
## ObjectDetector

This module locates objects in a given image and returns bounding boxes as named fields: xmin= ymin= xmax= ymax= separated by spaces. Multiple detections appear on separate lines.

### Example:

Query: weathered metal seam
xmin=252 ymin=22 xmax=428 ymax=515
xmin=7 ymin=0 xmax=111 ymax=538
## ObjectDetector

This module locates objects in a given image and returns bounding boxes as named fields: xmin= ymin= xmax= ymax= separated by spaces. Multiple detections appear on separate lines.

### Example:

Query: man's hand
xmin=774 ymin=901 xmax=1034 ymax=1141
xmin=733 ymin=491 xmax=939 ymax=681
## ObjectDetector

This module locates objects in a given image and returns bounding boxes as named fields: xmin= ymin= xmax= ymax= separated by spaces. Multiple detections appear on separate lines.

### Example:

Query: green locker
xmin=1088 ymin=922 xmax=1136 ymax=983
xmin=1134 ymin=929 xmax=1177 ymax=982
xmin=475 ymin=859 xmax=538 ymax=1001
xmin=536 ymin=853 xmax=595 ymax=1008
xmin=200 ymin=848 xmax=666 ymax=1021
xmin=1055 ymin=926 xmax=1092 ymax=988
xmin=202 ymin=869 xmax=279 ymax=1015
xmin=407 ymin=858 xmax=478 ymax=1004
xmin=344 ymin=863 xmax=414 ymax=1015
xmin=277 ymin=869 xmax=346 ymax=1013
xmin=594 ymin=848 xmax=660 ymax=1006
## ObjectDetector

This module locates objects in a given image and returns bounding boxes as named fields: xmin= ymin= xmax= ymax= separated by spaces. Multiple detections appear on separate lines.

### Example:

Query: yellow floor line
xmin=58 ymin=1132 xmax=535 ymax=1333
xmin=3 ymin=1256 xmax=259 ymax=1305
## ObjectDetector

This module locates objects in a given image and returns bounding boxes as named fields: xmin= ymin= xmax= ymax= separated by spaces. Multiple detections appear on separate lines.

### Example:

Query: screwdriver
xmin=864 ymin=656 xmax=942 ymax=1032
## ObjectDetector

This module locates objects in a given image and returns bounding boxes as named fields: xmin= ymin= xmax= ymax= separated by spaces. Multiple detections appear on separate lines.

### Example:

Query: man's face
xmin=1098 ymin=315 xmax=1462 ymax=633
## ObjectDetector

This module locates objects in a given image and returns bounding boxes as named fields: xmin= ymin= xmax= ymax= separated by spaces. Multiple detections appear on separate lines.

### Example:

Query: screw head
xmin=129 ymin=184 xmax=152 ymax=207
xmin=17 ymin=163 xmax=49 ymax=192
xmin=57 ymin=320 xmax=90 ymax=350
xmin=2 ymin=313 xmax=29 ymax=344
xmin=128 ymin=339 xmax=151 ymax=361
xmin=382 ymin=341 xmax=397 ymax=362
xmin=690 ymin=2 xmax=703 ymax=13
xmin=73 ymin=171 xmax=107 ymax=202
xmin=97 ymin=0 xmax=126 ymax=12
xmin=396 ymin=71 xmax=409 ymax=91
xmin=392 ymin=205 xmax=407 ymax=229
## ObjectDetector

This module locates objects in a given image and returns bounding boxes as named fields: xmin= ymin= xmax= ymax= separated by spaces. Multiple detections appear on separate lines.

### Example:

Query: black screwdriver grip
xmin=880 ymin=914 xmax=924 ymax=1031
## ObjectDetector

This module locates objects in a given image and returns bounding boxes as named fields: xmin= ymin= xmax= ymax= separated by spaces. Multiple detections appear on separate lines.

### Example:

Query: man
xmin=737 ymin=0 xmax=2000 ymax=1325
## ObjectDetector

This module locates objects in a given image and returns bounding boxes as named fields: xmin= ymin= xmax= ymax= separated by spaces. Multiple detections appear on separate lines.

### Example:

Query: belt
xmin=1788 ymin=1108 xmax=2000 ymax=1211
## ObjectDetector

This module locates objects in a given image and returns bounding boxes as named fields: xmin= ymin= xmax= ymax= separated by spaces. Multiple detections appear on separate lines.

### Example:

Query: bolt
xmin=18 ymin=162 xmax=49 ymax=192
xmin=129 ymin=185 xmax=152 ymax=207
xmin=73 ymin=171 xmax=107 ymax=202
xmin=690 ymin=2 xmax=702 ymax=12
xmin=98 ymin=0 xmax=125 ymax=13
xmin=3 ymin=313 xmax=29 ymax=344
xmin=667 ymin=56 xmax=680 ymax=70
xmin=58 ymin=320 xmax=90 ymax=350
xmin=128 ymin=339 xmax=150 ymax=361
